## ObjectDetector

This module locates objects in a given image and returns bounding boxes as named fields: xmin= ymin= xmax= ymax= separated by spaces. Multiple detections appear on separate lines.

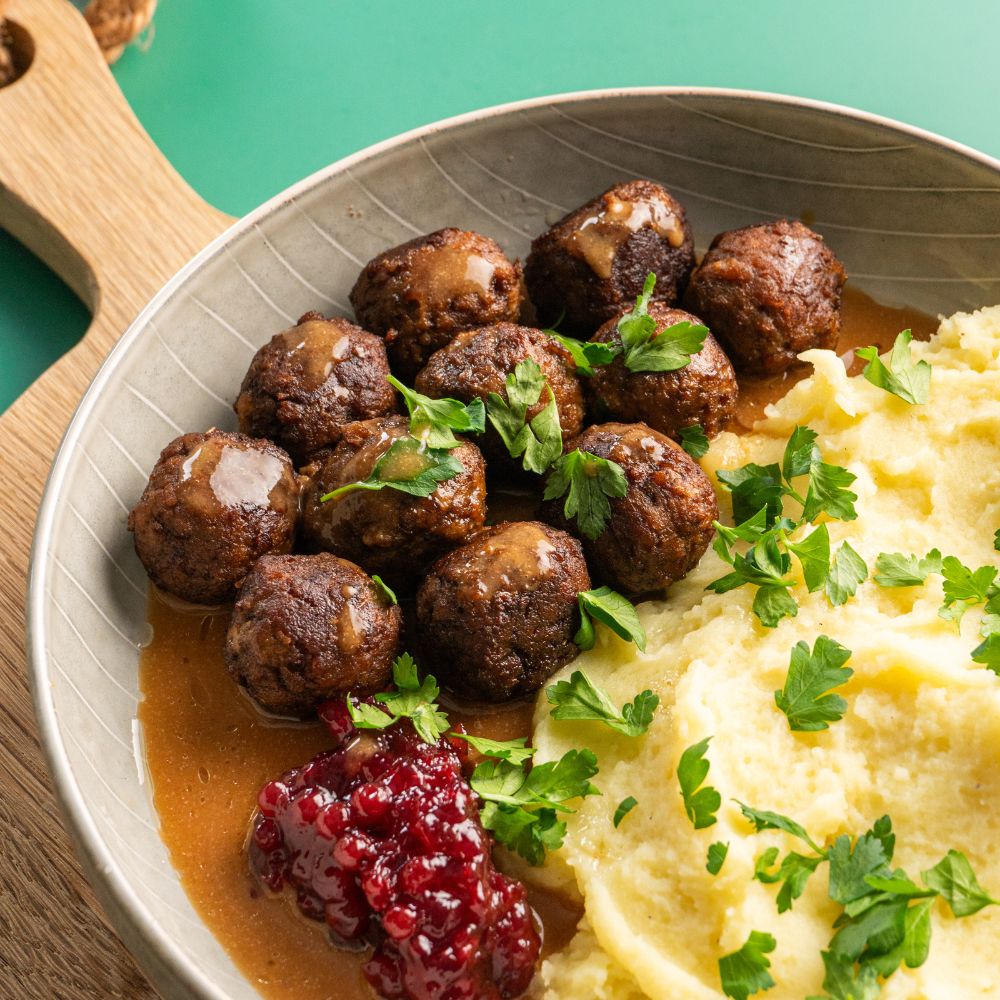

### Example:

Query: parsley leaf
xmin=370 ymin=574 xmax=397 ymax=606
xmin=855 ymin=330 xmax=931 ymax=405
xmin=971 ymin=633 xmax=1000 ymax=674
xmin=575 ymin=586 xmax=647 ymax=652
xmin=938 ymin=556 xmax=998 ymax=626
xmin=387 ymin=375 xmax=485 ymax=449
xmin=347 ymin=653 xmax=450 ymax=745
xmin=451 ymin=733 xmax=535 ymax=765
xmin=471 ymin=749 xmax=600 ymax=865
xmin=802 ymin=460 xmax=859 ymax=524
xmin=486 ymin=358 xmax=564 ymax=474
xmin=808 ymin=951 xmax=880 ymax=1000
xmin=828 ymin=825 xmax=892 ymax=905
xmin=546 ymin=669 xmax=658 ymax=737
xmin=719 ymin=930 xmax=776 ymax=1000
xmin=922 ymin=850 xmax=1000 ymax=917
xmin=707 ymin=841 xmax=729 ymax=875
xmin=995 ymin=529 xmax=1000 ymax=553
xmin=613 ymin=796 xmax=638 ymax=828
xmin=549 ymin=331 xmax=616 ymax=377
xmin=826 ymin=542 xmax=868 ymax=606
xmin=755 ymin=848 xmax=825 ymax=913
xmin=786 ymin=524 xmax=832 ymax=593
xmin=873 ymin=549 xmax=942 ymax=588
xmin=615 ymin=272 xmax=709 ymax=373
xmin=544 ymin=448 xmax=627 ymax=540
xmin=679 ymin=423 xmax=711 ymax=459
xmin=678 ymin=737 xmax=721 ymax=829
xmin=774 ymin=636 xmax=854 ymax=732
xmin=321 ymin=437 xmax=464 ymax=501
xmin=717 ymin=462 xmax=787 ymax=528
xmin=736 ymin=802 xmax=824 ymax=855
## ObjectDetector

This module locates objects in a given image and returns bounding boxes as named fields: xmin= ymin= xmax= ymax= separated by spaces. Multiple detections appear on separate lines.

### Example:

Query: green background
xmin=2 ymin=0 xmax=998 ymax=412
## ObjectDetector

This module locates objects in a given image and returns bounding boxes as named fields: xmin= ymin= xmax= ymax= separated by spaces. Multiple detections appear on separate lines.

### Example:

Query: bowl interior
xmin=29 ymin=89 xmax=1000 ymax=1000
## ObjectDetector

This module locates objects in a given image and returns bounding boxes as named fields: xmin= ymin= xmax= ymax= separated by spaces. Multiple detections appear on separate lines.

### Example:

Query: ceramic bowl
xmin=27 ymin=88 xmax=1000 ymax=1000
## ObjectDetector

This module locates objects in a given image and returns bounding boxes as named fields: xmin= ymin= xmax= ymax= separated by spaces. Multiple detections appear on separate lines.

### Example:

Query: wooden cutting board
xmin=0 ymin=1 xmax=231 ymax=995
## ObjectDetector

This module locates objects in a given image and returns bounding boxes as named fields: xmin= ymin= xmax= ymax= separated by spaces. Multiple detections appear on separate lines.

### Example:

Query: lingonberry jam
xmin=248 ymin=700 xmax=541 ymax=1000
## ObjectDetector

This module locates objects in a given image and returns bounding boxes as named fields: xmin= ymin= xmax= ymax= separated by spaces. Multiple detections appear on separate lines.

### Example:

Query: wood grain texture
xmin=0 ymin=0 xmax=231 ymax=995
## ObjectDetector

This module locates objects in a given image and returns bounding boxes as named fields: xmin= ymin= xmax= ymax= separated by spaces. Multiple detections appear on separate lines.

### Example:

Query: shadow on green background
xmin=2 ymin=0 xmax=998 ymax=411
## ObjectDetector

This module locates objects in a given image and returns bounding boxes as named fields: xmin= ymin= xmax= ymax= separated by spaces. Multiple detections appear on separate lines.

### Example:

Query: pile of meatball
xmin=129 ymin=179 xmax=846 ymax=718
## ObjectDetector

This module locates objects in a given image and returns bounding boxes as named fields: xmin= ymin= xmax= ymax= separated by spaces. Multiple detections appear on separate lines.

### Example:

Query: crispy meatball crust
xmin=127 ymin=430 xmax=299 ymax=605
xmin=587 ymin=303 xmax=738 ymax=440
xmin=543 ymin=422 xmax=717 ymax=596
xmin=350 ymin=228 xmax=523 ymax=378
xmin=235 ymin=312 xmax=396 ymax=466
xmin=524 ymin=180 xmax=695 ymax=336
xmin=413 ymin=323 xmax=585 ymax=470
xmin=684 ymin=219 xmax=847 ymax=375
xmin=301 ymin=416 xmax=487 ymax=586
xmin=225 ymin=553 xmax=401 ymax=716
xmin=416 ymin=521 xmax=590 ymax=701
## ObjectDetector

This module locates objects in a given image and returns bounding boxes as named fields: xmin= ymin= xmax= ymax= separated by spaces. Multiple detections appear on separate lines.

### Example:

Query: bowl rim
xmin=26 ymin=85 xmax=1000 ymax=1000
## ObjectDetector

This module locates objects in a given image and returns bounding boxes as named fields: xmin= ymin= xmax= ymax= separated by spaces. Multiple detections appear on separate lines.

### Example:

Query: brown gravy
xmin=138 ymin=287 xmax=936 ymax=999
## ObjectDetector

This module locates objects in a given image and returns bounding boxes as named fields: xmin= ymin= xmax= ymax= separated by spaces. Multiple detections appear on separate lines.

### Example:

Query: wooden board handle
xmin=0 ymin=2 xmax=233 ymax=995
xmin=0 ymin=0 xmax=232 ymax=355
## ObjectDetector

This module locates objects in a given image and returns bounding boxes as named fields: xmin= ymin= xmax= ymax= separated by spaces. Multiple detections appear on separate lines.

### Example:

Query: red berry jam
xmin=248 ymin=700 xmax=541 ymax=999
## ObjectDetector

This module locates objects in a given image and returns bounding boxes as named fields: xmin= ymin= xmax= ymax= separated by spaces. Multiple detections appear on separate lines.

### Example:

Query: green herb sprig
xmin=543 ymin=448 xmax=627 ymax=540
xmin=388 ymin=375 xmax=485 ymax=449
xmin=855 ymin=330 xmax=931 ymax=405
xmin=321 ymin=437 xmax=464 ymax=501
xmin=486 ymin=357 xmax=563 ymax=474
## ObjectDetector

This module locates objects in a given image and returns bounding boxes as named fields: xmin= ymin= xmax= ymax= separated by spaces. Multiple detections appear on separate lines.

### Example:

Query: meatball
xmin=350 ymin=228 xmax=523 ymax=378
xmin=543 ymin=422 xmax=717 ymax=595
xmin=301 ymin=416 xmax=487 ymax=586
xmin=524 ymin=180 xmax=695 ymax=336
xmin=416 ymin=521 xmax=590 ymax=701
xmin=414 ymin=323 xmax=585 ymax=471
xmin=587 ymin=303 xmax=738 ymax=440
xmin=234 ymin=312 xmax=395 ymax=466
xmin=683 ymin=219 xmax=847 ymax=375
xmin=127 ymin=430 xmax=299 ymax=604
xmin=225 ymin=553 xmax=401 ymax=716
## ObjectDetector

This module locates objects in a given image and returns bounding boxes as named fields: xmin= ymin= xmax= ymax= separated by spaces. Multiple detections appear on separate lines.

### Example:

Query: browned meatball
xmin=543 ymin=423 xmax=717 ymax=595
xmin=350 ymin=228 xmax=523 ymax=378
xmin=587 ymin=303 xmax=738 ymax=440
xmin=414 ymin=323 xmax=585 ymax=471
xmin=127 ymin=430 xmax=299 ymax=605
xmin=416 ymin=521 xmax=590 ymax=701
xmin=301 ymin=416 xmax=487 ymax=586
xmin=225 ymin=553 xmax=400 ymax=716
xmin=524 ymin=180 xmax=695 ymax=336
xmin=234 ymin=312 xmax=395 ymax=466
xmin=684 ymin=219 xmax=847 ymax=375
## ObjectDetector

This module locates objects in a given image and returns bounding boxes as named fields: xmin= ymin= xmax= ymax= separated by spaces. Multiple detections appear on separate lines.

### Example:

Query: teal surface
xmin=2 ymin=0 xmax=999 ymax=411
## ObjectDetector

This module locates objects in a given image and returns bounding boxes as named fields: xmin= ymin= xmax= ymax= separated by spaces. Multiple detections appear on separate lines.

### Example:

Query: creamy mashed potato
xmin=529 ymin=307 xmax=1000 ymax=999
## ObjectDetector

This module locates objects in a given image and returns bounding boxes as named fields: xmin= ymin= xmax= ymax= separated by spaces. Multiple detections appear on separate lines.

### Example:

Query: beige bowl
xmin=27 ymin=88 xmax=1000 ymax=999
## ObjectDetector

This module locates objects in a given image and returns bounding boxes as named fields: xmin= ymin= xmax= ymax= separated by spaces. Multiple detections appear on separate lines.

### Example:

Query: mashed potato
xmin=529 ymin=307 xmax=1000 ymax=999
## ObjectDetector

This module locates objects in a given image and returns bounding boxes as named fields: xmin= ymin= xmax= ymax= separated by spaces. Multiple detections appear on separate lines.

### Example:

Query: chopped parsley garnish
xmin=574 ymin=586 xmax=647 ymax=652
xmin=855 ymin=330 xmax=931 ymax=405
xmin=709 ymin=426 xmax=863 ymax=627
xmin=825 ymin=542 xmax=868 ymax=606
xmin=451 ymin=733 xmax=535 ymax=765
xmin=543 ymin=448 xmax=627 ymax=540
xmin=995 ymin=529 xmax=1000 ymax=553
xmin=677 ymin=737 xmax=721 ymax=829
xmin=719 ymin=930 xmax=776 ymax=1000
xmin=321 ymin=437 xmax=464 ymax=501
xmin=549 ymin=331 xmax=616 ymax=377
xmin=387 ymin=375 xmax=485 ymax=449
xmin=872 ymin=549 xmax=942 ymax=588
xmin=616 ymin=272 xmax=708 ymax=373
xmin=370 ymin=574 xmax=397 ymax=606
xmin=774 ymin=636 xmax=854 ymax=732
xmin=707 ymin=841 xmax=730 ymax=875
xmin=471 ymin=748 xmax=600 ymax=865
xmin=546 ymin=670 xmax=658 ymax=737
xmin=735 ymin=805 xmax=999 ymax=992
xmin=939 ymin=556 xmax=997 ymax=625
xmin=679 ymin=423 xmax=710 ymax=459
xmin=347 ymin=653 xmax=449 ymax=744
xmin=486 ymin=357 xmax=563 ymax=474
xmin=613 ymin=796 xmax=638 ymax=828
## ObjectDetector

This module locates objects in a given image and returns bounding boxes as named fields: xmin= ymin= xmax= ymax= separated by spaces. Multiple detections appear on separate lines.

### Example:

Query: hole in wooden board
xmin=0 ymin=20 xmax=34 ymax=87
xmin=0 ymin=228 xmax=91 ymax=412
